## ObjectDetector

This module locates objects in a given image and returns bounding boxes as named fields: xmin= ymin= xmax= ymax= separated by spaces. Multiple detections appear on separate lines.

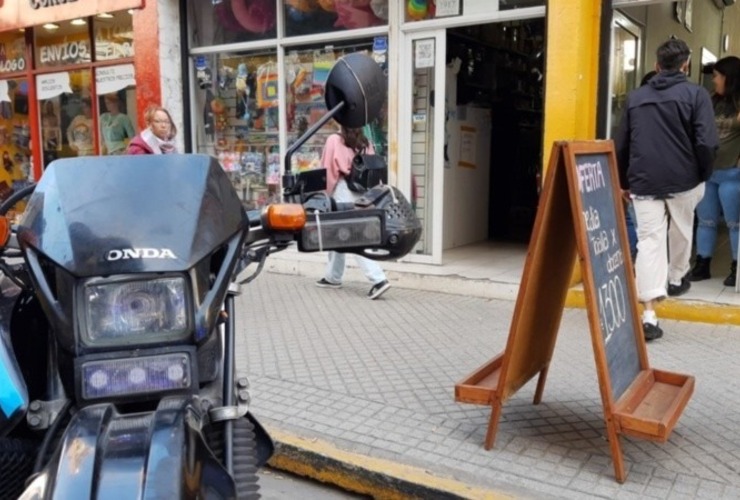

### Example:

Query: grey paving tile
xmin=237 ymin=273 xmax=740 ymax=499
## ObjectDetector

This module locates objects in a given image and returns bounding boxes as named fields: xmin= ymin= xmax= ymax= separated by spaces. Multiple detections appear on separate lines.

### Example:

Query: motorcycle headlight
xmin=82 ymin=276 xmax=189 ymax=346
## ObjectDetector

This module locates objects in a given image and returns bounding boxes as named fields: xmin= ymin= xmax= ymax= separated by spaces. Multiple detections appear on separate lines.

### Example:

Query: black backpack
xmin=347 ymin=149 xmax=387 ymax=193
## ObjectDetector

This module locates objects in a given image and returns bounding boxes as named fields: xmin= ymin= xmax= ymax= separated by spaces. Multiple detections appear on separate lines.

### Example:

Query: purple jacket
xmin=127 ymin=134 xmax=154 ymax=155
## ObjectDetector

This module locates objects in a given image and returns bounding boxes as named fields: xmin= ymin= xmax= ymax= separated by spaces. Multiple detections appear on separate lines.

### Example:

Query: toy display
xmin=196 ymin=53 xmax=281 ymax=210
xmin=407 ymin=0 xmax=436 ymax=20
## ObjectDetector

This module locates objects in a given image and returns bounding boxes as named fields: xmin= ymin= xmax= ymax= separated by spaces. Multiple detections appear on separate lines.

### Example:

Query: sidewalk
xmin=236 ymin=272 xmax=740 ymax=499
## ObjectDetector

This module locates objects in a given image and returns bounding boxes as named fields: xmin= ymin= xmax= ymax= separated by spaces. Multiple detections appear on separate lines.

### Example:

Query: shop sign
xmin=95 ymin=64 xmax=135 ymax=94
xmin=0 ymin=34 xmax=27 ymax=74
xmin=36 ymin=72 xmax=73 ymax=99
xmin=0 ymin=0 xmax=143 ymax=31
xmin=39 ymin=39 xmax=90 ymax=66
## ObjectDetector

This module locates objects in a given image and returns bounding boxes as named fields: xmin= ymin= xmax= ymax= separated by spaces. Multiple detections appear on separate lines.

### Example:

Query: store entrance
xmin=441 ymin=18 xmax=545 ymax=254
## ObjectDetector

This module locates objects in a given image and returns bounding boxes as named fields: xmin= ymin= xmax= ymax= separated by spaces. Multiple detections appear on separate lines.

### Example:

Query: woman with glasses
xmin=127 ymin=105 xmax=178 ymax=155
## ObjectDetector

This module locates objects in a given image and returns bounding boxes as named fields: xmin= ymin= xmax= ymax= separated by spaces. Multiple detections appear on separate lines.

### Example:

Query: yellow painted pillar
xmin=543 ymin=0 xmax=604 ymax=284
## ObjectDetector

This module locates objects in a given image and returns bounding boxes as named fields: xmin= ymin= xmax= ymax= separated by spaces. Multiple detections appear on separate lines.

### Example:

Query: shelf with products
xmin=194 ymin=49 xmax=284 ymax=210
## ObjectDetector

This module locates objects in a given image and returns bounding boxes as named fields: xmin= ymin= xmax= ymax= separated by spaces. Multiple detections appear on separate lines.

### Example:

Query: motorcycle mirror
xmin=324 ymin=53 xmax=386 ymax=129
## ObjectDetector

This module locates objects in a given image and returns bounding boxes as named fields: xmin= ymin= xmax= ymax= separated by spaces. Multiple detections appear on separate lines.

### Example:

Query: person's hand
xmin=621 ymin=189 xmax=632 ymax=203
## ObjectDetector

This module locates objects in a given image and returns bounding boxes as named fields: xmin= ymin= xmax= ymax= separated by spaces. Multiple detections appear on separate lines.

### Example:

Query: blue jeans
xmin=324 ymin=178 xmax=387 ymax=285
xmin=624 ymin=201 xmax=638 ymax=260
xmin=695 ymin=168 xmax=740 ymax=260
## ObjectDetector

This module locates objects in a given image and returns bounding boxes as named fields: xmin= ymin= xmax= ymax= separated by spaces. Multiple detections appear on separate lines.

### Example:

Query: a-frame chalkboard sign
xmin=455 ymin=141 xmax=695 ymax=483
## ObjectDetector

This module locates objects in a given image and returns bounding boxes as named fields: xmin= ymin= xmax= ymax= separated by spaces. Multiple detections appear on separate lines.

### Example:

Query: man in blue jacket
xmin=616 ymin=38 xmax=719 ymax=341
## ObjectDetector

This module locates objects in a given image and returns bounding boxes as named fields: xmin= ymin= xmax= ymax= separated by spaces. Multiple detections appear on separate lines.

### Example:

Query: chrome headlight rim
xmin=77 ymin=273 xmax=192 ymax=348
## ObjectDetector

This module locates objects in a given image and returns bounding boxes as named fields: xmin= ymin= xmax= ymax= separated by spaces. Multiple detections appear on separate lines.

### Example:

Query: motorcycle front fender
xmin=21 ymin=396 xmax=236 ymax=500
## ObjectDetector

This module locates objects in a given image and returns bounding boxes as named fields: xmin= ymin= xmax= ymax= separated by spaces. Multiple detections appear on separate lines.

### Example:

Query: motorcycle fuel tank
xmin=17 ymin=155 xmax=248 ymax=277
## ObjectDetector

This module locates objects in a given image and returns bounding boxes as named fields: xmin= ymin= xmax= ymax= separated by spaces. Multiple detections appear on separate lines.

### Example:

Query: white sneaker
xmin=368 ymin=280 xmax=390 ymax=300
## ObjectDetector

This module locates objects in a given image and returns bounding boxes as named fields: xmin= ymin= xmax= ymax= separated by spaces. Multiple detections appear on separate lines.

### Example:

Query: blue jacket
xmin=615 ymin=70 xmax=718 ymax=197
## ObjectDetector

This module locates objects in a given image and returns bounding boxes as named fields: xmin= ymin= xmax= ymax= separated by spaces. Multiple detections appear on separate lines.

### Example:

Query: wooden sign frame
xmin=455 ymin=141 xmax=694 ymax=483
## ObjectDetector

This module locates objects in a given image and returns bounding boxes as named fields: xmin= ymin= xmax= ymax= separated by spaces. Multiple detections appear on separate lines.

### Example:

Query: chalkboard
xmin=456 ymin=141 xmax=693 ymax=484
xmin=564 ymin=143 xmax=644 ymax=400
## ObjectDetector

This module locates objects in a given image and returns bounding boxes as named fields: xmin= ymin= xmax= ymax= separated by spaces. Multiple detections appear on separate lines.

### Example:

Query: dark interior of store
xmin=447 ymin=18 xmax=545 ymax=243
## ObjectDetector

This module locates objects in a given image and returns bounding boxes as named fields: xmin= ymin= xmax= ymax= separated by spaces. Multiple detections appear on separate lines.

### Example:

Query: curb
xmin=265 ymin=256 xmax=740 ymax=326
xmin=565 ymin=288 xmax=740 ymax=325
xmin=266 ymin=428 xmax=512 ymax=500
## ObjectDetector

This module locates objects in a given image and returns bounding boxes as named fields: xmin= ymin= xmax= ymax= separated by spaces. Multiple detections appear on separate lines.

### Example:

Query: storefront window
xmin=94 ymin=11 xmax=135 ymax=61
xmin=0 ymin=78 xmax=33 ymax=220
xmin=37 ymin=69 xmax=96 ymax=166
xmin=192 ymin=50 xmax=281 ymax=210
xmin=95 ymin=65 xmax=137 ymax=155
xmin=285 ymin=38 xmax=388 ymax=172
xmin=34 ymin=20 xmax=92 ymax=68
xmin=285 ymin=0 xmax=388 ymax=37
xmin=0 ymin=32 xmax=28 ymax=75
xmin=188 ymin=1 xmax=277 ymax=48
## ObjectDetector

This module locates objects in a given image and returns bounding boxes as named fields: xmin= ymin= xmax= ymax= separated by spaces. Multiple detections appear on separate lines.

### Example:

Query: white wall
xmin=159 ymin=0 xmax=184 ymax=153
xmin=443 ymin=65 xmax=491 ymax=249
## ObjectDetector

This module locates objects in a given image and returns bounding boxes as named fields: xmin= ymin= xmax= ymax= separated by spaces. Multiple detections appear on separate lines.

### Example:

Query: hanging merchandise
xmin=219 ymin=66 xmax=235 ymax=90
xmin=231 ymin=0 xmax=276 ymax=33
xmin=13 ymin=82 xmax=29 ymax=115
xmin=312 ymin=49 xmax=335 ymax=88
xmin=196 ymin=56 xmax=213 ymax=89
xmin=203 ymin=88 xmax=216 ymax=140
xmin=256 ymin=61 xmax=279 ymax=109
xmin=211 ymin=96 xmax=229 ymax=132
xmin=0 ymin=101 xmax=11 ymax=120
xmin=266 ymin=152 xmax=280 ymax=185
xmin=372 ymin=36 xmax=388 ymax=70
xmin=240 ymin=151 xmax=264 ymax=175
xmin=235 ymin=63 xmax=251 ymax=122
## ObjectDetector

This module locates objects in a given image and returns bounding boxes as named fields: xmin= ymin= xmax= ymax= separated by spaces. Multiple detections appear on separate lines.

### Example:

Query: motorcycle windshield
xmin=18 ymin=154 xmax=247 ymax=277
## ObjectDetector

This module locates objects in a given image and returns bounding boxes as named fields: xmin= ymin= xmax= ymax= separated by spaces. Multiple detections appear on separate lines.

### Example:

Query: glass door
xmin=608 ymin=11 xmax=642 ymax=140
xmin=399 ymin=30 xmax=446 ymax=263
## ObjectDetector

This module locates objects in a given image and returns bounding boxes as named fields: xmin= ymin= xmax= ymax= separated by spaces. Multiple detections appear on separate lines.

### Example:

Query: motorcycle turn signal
xmin=261 ymin=204 xmax=306 ymax=232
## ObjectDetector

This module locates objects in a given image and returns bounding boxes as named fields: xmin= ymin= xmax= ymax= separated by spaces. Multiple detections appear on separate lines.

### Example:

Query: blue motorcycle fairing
xmin=28 ymin=397 xmax=235 ymax=500
xmin=0 ymin=277 xmax=28 ymax=435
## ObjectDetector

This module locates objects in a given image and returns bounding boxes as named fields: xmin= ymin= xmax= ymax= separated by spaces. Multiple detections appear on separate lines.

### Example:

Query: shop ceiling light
xmin=70 ymin=18 xmax=87 ymax=26
xmin=97 ymin=12 xmax=114 ymax=19
xmin=42 ymin=23 xmax=60 ymax=31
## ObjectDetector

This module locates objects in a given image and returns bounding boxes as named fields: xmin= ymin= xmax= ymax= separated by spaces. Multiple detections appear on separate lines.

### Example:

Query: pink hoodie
xmin=322 ymin=133 xmax=374 ymax=194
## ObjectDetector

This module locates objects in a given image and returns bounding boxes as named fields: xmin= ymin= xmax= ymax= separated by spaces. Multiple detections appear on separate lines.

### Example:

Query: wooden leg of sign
xmin=606 ymin=420 xmax=627 ymax=483
xmin=533 ymin=365 xmax=550 ymax=404
xmin=484 ymin=399 xmax=503 ymax=450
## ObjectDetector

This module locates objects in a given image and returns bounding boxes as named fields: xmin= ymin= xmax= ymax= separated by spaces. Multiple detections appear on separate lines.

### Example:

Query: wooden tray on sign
xmin=613 ymin=368 xmax=694 ymax=442
xmin=454 ymin=353 xmax=504 ymax=405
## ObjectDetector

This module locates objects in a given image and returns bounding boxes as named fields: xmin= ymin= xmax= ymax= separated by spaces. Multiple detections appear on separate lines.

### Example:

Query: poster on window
xmin=415 ymin=39 xmax=435 ymax=69
xmin=36 ymin=72 xmax=72 ymax=100
xmin=436 ymin=0 xmax=461 ymax=17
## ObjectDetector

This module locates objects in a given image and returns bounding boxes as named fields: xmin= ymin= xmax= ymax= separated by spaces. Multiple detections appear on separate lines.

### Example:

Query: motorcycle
xmin=0 ymin=54 xmax=421 ymax=499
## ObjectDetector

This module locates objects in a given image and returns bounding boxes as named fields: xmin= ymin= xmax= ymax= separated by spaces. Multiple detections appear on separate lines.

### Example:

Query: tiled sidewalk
xmin=236 ymin=273 xmax=740 ymax=499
